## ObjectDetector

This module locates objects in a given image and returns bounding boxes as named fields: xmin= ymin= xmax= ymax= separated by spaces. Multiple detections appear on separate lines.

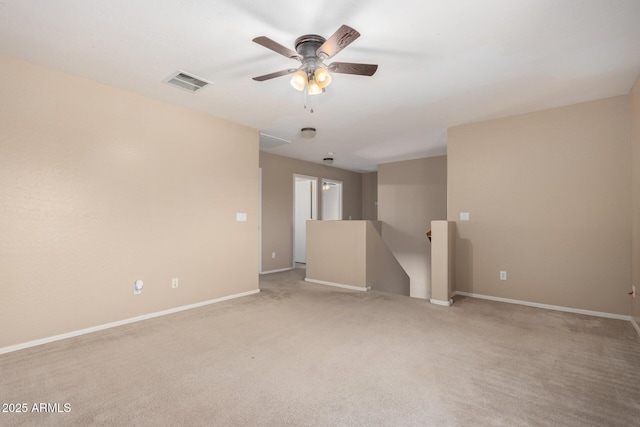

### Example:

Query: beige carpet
xmin=1 ymin=268 xmax=639 ymax=426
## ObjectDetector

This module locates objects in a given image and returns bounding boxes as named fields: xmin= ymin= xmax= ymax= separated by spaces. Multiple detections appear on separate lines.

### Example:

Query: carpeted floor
xmin=1 ymin=267 xmax=639 ymax=426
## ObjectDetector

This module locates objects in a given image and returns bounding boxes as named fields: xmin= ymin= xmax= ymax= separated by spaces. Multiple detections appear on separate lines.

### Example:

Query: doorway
xmin=321 ymin=179 xmax=343 ymax=220
xmin=294 ymin=175 xmax=318 ymax=264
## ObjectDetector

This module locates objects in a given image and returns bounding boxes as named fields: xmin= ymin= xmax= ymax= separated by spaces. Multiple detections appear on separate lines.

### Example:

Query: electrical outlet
xmin=500 ymin=271 xmax=507 ymax=281
xmin=272 ymin=252 xmax=276 ymax=259
xmin=171 ymin=277 xmax=179 ymax=288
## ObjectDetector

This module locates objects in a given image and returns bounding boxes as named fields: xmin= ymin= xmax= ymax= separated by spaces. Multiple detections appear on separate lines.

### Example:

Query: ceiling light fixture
xmin=252 ymin=26 xmax=378 ymax=98
xmin=301 ymin=127 xmax=316 ymax=139
xmin=323 ymin=157 xmax=334 ymax=165
xmin=291 ymin=66 xmax=332 ymax=95
xmin=314 ymin=67 xmax=332 ymax=89
xmin=290 ymin=70 xmax=307 ymax=91
xmin=306 ymin=76 xmax=323 ymax=95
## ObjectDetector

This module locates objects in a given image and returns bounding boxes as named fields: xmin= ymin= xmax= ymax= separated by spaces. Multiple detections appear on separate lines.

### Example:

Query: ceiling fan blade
xmin=252 ymin=36 xmax=301 ymax=60
xmin=252 ymin=68 xmax=297 ymax=81
xmin=317 ymin=25 xmax=361 ymax=59
xmin=328 ymin=62 xmax=378 ymax=76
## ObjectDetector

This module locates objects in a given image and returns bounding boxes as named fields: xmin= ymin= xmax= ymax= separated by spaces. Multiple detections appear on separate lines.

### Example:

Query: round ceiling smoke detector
xmin=323 ymin=157 xmax=334 ymax=165
xmin=301 ymin=127 xmax=316 ymax=139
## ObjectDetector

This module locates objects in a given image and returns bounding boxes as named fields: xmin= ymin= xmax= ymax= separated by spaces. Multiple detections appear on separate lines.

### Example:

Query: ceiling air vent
xmin=164 ymin=70 xmax=212 ymax=93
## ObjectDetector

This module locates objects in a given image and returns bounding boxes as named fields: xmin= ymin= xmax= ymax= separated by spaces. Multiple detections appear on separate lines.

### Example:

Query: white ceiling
xmin=2 ymin=1 xmax=640 ymax=172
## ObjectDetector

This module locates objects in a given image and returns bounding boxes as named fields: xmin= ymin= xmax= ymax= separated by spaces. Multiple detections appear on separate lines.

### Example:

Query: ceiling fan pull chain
xmin=301 ymin=88 xmax=314 ymax=113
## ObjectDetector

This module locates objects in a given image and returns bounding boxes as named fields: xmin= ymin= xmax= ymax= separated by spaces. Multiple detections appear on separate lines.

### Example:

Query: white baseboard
xmin=305 ymin=278 xmax=369 ymax=292
xmin=0 ymin=289 xmax=260 ymax=355
xmin=260 ymin=267 xmax=295 ymax=275
xmin=454 ymin=291 xmax=630 ymax=321
xmin=430 ymin=298 xmax=453 ymax=306
xmin=631 ymin=316 xmax=640 ymax=336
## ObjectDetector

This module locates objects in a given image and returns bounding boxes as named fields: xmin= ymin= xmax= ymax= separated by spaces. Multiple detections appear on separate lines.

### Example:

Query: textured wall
xmin=259 ymin=152 xmax=362 ymax=273
xmin=430 ymin=220 xmax=455 ymax=304
xmin=306 ymin=221 xmax=367 ymax=288
xmin=365 ymin=221 xmax=411 ymax=296
xmin=305 ymin=220 xmax=410 ymax=296
xmin=378 ymin=156 xmax=448 ymax=299
xmin=448 ymin=96 xmax=631 ymax=315
xmin=362 ymin=172 xmax=378 ymax=220
xmin=631 ymin=74 xmax=640 ymax=326
xmin=0 ymin=56 xmax=259 ymax=348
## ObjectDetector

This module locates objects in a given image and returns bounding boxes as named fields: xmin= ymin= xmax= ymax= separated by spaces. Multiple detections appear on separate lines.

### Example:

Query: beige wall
xmin=306 ymin=220 xmax=367 ymax=288
xmin=0 ymin=55 xmax=259 ymax=348
xmin=448 ymin=96 xmax=631 ymax=315
xmin=632 ymin=75 xmax=640 ymax=326
xmin=305 ymin=220 xmax=410 ymax=295
xmin=259 ymin=152 xmax=363 ymax=272
xmin=430 ymin=220 xmax=455 ymax=304
xmin=365 ymin=221 xmax=411 ymax=295
xmin=362 ymin=172 xmax=378 ymax=220
xmin=378 ymin=156 xmax=447 ymax=299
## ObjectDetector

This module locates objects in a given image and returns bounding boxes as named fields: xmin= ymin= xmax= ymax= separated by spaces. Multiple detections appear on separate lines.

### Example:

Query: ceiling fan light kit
xmin=290 ymin=70 xmax=308 ymax=91
xmin=253 ymin=25 xmax=378 ymax=96
xmin=314 ymin=67 xmax=332 ymax=88
xmin=290 ymin=65 xmax=332 ymax=95
xmin=306 ymin=78 xmax=322 ymax=95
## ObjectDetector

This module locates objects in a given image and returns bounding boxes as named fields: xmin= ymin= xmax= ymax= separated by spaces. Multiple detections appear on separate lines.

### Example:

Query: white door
xmin=294 ymin=175 xmax=317 ymax=264
xmin=322 ymin=179 xmax=343 ymax=220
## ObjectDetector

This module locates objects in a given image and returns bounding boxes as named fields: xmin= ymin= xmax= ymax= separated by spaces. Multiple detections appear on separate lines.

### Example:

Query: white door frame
xmin=293 ymin=174 xmax=318 ymax=266
xmin=258 ymin=167 xmax=262 ymax=274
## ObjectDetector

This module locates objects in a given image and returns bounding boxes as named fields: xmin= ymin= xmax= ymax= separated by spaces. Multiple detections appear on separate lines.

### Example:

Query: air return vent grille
xmin=259 ymin=132 xmax=291 ymax=149
xmin=164 ymin=70 xmax=212 ymax=93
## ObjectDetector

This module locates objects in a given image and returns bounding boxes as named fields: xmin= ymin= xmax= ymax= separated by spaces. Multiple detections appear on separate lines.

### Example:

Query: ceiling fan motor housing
xmin=295 ymin=35 xmax=327 ymax=78
xmin=295 ymin=35 xmax=326 ymax=58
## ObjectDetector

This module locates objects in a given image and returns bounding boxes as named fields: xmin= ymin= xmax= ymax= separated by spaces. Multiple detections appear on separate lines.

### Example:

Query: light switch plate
xmin=236 ymin=213 xmax=247 ymax=222
xmin=460 ymin=212 xmax=470 ymax=221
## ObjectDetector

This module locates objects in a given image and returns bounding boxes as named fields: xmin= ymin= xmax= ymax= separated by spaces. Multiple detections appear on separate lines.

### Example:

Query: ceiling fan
xmin=252 ymin=25 xmax=378 ymax=95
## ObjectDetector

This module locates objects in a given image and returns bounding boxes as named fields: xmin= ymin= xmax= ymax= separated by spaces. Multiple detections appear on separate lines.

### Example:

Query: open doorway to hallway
xmin=321 ymin=179 xmax=343 ymax=220
xmin=293 ymin=174 xmax=318 ymax=264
